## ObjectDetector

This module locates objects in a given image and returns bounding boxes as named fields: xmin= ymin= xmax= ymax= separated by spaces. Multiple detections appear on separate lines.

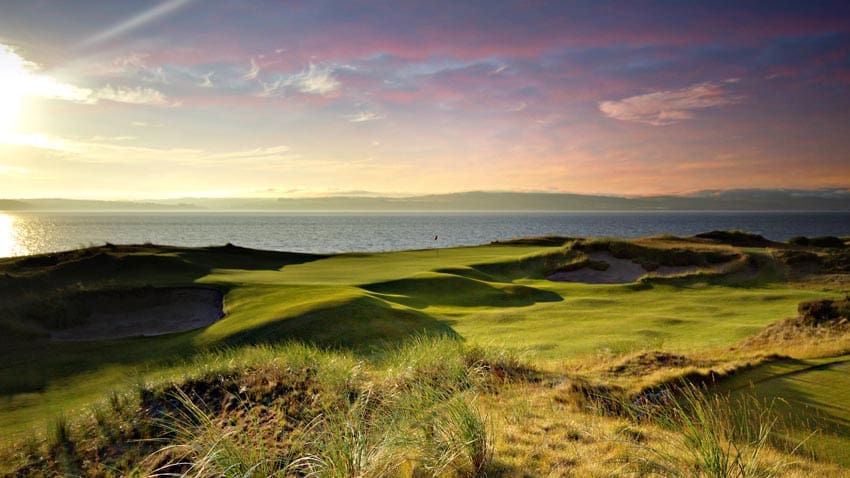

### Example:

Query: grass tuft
xmin=632 ymin=383 xmax=800 ymax=478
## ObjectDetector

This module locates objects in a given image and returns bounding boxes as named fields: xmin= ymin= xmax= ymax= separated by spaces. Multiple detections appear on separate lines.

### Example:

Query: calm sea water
xmin=1 ymin=211 xmax=848 ymax=258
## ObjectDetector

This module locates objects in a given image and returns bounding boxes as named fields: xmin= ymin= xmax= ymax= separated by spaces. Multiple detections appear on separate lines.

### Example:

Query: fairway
xmin=719 ymin=355 xmax=850 ymax=466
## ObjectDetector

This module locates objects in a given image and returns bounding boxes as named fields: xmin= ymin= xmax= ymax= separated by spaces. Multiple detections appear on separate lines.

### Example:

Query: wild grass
xmin=149 ymin=388 xmax=301 ymax=477
xmin=5 ymin=336 xmax=500 ymax=477
xmin=630 ymin=384 xmax=804 ymax=478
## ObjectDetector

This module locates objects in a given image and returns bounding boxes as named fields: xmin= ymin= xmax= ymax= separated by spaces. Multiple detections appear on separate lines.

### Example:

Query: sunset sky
xmin=1 ymin=1 xmax=849 ymax=199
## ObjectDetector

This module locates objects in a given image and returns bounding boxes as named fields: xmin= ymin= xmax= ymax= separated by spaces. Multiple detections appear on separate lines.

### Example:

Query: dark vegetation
xmin=694 ymin=230 xmax=778 ymax=247
xmin=788 ymin=236 xmax=847 ymax=248
xmin=489 ymin=236 xmax=573 ymax=247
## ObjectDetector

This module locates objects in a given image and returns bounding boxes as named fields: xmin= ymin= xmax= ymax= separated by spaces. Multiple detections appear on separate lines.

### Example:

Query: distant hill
xmin=0 ymin=199 xmax=29 ymax=210
xmin=0 ymin=198 xmax=203 ymax=211
xmin=1 ymin=189 xmax=848 ymax=211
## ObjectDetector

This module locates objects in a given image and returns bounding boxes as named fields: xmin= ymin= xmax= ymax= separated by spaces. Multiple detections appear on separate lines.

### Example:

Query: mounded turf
xmin=0 ymin=234 xmax=847 ymax=459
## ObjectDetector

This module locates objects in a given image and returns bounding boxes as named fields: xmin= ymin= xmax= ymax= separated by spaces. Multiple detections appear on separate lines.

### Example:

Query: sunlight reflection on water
xmin=0 ymin=213 xmax=28 ymax=257
xmin=0 ymin=211 xmax=848 ymax=258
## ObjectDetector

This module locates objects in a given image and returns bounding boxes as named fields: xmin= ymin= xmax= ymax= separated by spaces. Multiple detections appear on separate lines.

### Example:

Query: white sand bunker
xmin=52 ymin=287 xmax=225 ymax=341
xmin=547 ymin=252 xmax=717 ymax=284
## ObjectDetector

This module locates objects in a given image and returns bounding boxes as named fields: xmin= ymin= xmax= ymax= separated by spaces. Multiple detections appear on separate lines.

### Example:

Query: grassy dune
xmin=1 ymin=233 xmax=850 ymax=475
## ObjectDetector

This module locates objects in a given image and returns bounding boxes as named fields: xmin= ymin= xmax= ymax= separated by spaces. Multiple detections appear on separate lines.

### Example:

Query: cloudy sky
xmin=0 ymin=0 xmax=848 ymax=199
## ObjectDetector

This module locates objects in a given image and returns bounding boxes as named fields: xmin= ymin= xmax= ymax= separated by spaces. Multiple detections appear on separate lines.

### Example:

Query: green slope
xmin=0 ymin=237 xmax=846 ymax=449
xmin=718 ymin=356 xmax=850 ymax=466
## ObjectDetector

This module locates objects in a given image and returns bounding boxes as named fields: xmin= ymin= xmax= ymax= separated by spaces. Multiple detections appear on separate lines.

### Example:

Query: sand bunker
xmin=51 ymin=287 xmax=225 ymax=341
xmin=547 ymin=252 xmax=718 ymax=284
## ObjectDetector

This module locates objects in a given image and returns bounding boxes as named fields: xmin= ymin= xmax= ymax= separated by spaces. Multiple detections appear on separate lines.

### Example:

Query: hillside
xmin=2 ymin=189 xmax=849 ymax=211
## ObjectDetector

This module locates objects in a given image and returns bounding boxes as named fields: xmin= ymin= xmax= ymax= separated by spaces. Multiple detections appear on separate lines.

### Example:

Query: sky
xmin=0 ymin=0 xmax=849 ymax=199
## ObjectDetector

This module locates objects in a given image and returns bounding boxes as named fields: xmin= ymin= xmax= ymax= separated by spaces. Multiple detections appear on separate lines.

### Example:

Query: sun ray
xmin=79 ymin=0 xmax=196 ymax=48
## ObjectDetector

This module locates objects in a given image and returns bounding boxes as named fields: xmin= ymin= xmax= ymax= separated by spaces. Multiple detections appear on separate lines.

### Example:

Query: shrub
xmin=798 ymin=298 xmax=850 ymax=326
xmin=789 ymin=236 xmax=845 ymax=248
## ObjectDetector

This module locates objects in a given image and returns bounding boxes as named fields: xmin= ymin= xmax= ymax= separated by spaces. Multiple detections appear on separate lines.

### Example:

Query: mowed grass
xmin=718 ymin=355 xmax=850 ymax=466
xmin=197 ymin=244 xmax=830 ymax=361
xmin=451 ymin=282 xmax=829 ymax=360
xmin=0 ymin=237 xmax=846 ymax=452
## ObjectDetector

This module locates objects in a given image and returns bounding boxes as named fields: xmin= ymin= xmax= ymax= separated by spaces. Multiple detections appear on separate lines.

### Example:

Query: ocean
xmin=1 ymin=211 xmax=849 ymax=258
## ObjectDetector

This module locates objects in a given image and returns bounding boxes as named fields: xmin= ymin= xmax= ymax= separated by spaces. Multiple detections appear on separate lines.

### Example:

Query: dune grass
xmin=3 ymin=337 xmax=501 ymax=477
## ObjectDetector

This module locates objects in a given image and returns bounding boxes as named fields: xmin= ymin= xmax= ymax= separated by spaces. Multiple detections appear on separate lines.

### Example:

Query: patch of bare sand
xmin=547 ymin=252 xmax=724 ymax=284
xmin=51 ymin=287 xmax=224 ymax=341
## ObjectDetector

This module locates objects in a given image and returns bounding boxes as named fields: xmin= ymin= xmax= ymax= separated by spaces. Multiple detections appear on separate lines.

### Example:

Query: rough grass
xmin=3 ymin=337 xmax=501 ymax=477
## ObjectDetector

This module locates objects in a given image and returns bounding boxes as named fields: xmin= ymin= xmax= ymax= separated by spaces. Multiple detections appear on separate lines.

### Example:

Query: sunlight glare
xmin=0 ymin=44 xmax=93 ymax=142
xmin=0 ymin=45 xmax=26 ymax=138
xmin=0 ymin=213 xmax=26 ymax=257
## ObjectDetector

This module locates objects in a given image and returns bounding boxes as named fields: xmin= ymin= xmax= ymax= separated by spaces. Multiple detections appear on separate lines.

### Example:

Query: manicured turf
xmin=719 ymin=355 xmax=850 ymax=466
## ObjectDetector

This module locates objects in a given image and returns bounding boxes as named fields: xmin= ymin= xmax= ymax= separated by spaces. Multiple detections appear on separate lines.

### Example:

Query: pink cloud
xmin=598 ymin=81 xmax=742 ymax=126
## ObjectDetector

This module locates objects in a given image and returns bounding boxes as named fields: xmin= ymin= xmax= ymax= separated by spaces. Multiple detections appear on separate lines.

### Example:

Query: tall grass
xmin=145 ymin=336 xmax=494 ymax=478
xmin=632 ymin=383 xmax=801 ymax=477
xmin=302 ymin=386 xmax=490 ymax=478
xmin=298 ymin=387 xmax=399 ymax=478
xmin=149 ymin=388 xmax=301 ymax=477
xmin=299 ymin=336 xmax=493 ymax=477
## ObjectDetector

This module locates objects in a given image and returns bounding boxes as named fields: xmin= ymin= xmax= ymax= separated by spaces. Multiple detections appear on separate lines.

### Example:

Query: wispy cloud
xmin=94 ymin=85 xmax=178 ymax=106
xmin=7 ymin=135 xmax=302 ymax=179
xmin=258 ymin=78 xmax=283 ymax=97
xmin=131 ymin=121 xmax=162 ymax=127
xmin=1 ymin=44 xmax=94 ymax=103
xmin=243 ymin=57 xmax=261 ymax=80
xmin=256 ymin=63 xmax=342 ymax=97
xmin=79 ymin=0 xmax=196 ymax=48
xmin=199 ymin=71 xmax=214 ymax=87
xmin=2 ymin=45 xmax=178 ymax=109
xmin=598 ymin=81 xmax=742 ymax=125
xmin=347 ymin=111 xmax=384 ymax=123
xmin=208 ymin=145 xmax=293 ymax=161
xmin=88 ymin=53 xmax=169 ymax=83
xmin=290 ymin=63 xmax=340 ymax=95
xmin=26 ymin=77 xmax=94 ymax=103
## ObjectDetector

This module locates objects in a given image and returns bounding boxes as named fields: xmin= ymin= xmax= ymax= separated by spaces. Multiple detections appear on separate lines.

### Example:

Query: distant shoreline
xmin=2 ymin=189 xmax=849 ymax=212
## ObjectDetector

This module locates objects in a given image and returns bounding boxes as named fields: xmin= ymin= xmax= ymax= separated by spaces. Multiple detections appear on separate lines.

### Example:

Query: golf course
xmin=1 ymin=231 xmax=849 ymax=476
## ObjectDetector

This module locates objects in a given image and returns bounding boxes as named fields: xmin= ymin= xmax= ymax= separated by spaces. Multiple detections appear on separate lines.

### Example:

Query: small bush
xmin=789 ymin=236 xmax=845 ymax=248
xmin=798 ymin=298 xmax=850 ymax=326
xmin=809 ymin=236 xmax=845 ymax=248
xmin=695 ymin=231 xmax=774 ymax=247
xmin=775 ymin=249 xmax=820 ymax=266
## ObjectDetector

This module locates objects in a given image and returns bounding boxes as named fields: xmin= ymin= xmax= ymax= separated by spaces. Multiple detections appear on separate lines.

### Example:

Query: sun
xmin=0 ymin=45 xmax=29 ymax=138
